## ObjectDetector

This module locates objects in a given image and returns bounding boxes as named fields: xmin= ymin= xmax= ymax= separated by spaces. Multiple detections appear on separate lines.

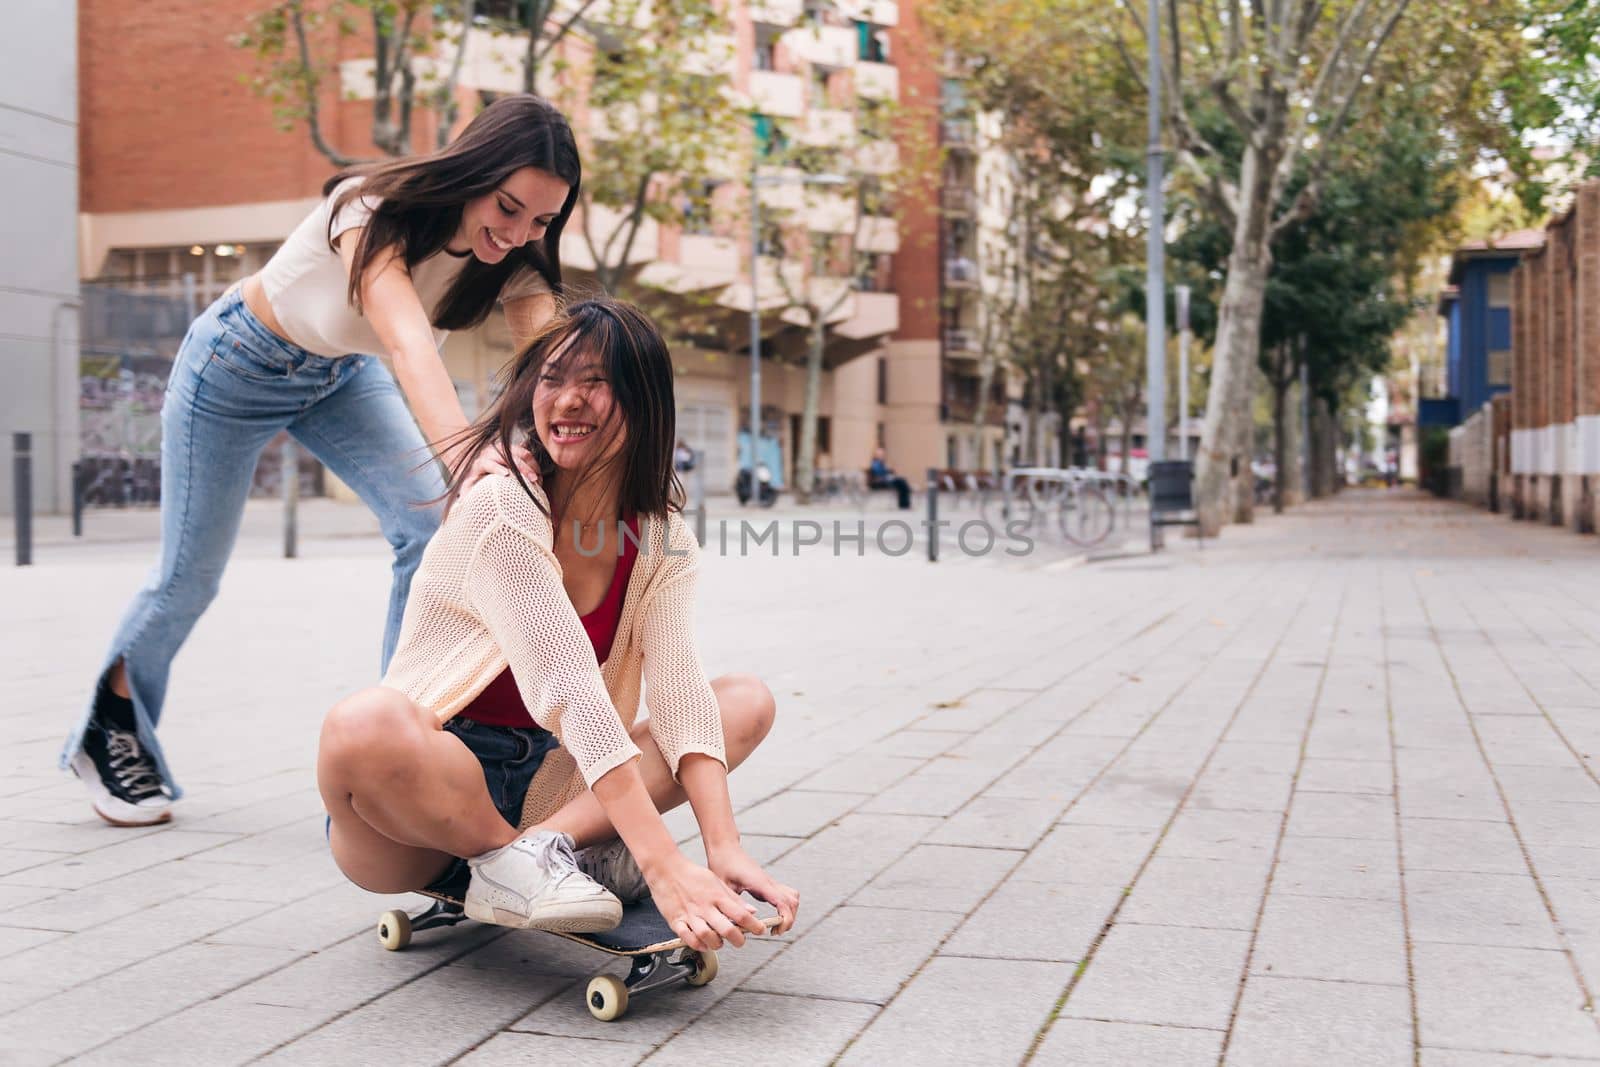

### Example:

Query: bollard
xmin=13 ymin=433 xmax=33 ymax=566
xmin=926 ymin=467 xmax=939 ymax=563
xmin=282 ymin=436 xmax=298 ymax=559
xmin=692 ymin=449 xmax=707 ymax=548
xmin=71 ymin=460 xmax=84 ymax=537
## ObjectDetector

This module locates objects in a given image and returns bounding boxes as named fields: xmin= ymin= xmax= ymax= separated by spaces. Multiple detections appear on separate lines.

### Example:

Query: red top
xmin=457 ymin=514 xmax=640 ymax=729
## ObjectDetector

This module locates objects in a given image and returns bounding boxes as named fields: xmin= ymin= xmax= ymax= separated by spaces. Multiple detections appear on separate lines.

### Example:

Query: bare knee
xmin=712 ymin=673 xmax=776 ymax=752
xmin=318 ymin=687 xmax=430 ymax=786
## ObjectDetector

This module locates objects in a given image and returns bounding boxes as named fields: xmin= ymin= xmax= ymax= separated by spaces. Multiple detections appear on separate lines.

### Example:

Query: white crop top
xmin=255 ymin=178 xmax=550 ymax=358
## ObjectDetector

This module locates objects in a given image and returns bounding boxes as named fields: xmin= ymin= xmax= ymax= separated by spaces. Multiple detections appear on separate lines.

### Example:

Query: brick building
xmin=75 ymin=0 xmax=1000 ymax=498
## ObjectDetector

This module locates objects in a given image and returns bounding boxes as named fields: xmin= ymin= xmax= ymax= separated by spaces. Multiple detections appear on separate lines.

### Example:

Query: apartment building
xmin=77 ymin=0 xmax=954 ymax=496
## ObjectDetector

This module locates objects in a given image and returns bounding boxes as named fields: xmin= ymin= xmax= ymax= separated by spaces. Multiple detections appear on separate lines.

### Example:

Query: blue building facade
xmin=1423 ymin=233 xmax=1540 ymax=427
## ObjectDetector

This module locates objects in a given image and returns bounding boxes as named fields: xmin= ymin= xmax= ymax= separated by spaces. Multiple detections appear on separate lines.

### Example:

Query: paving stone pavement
xmin=3 ymin=489 xmax=1600 ymax=1065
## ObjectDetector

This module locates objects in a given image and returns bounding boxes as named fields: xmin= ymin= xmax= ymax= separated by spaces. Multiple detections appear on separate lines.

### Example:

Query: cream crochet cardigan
xmin=380 ymin=474 xmax=726 ymax=829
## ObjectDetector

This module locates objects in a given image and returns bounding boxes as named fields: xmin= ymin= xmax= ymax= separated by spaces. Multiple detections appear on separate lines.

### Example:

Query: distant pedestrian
xmin=62 ymin=95 xmax=578 ymax=826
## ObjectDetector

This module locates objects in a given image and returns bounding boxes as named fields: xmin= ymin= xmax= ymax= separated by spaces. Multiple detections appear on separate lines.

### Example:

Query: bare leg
xmin=317 ymin=687 xmax=519 ymax=893
xmin=107 ymin=659 xmax=130 ymax=699
xmin=537 ymin=674 xmax=776 ymax=848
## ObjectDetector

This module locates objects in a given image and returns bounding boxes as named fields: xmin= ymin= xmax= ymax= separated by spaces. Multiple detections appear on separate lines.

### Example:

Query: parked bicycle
xmin=981 ymin=467 xmax=1118 ymax=548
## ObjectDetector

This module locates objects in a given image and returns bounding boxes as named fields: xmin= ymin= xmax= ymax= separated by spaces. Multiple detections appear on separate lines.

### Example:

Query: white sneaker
xmin=576 ymin=837 xmax=652 ymax=902
xmin=465 ymin=830 xmax=622 ymax=932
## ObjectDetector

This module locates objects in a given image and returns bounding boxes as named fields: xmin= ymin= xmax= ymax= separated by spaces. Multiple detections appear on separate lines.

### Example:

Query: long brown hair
xmin=325 ymin=94 xmax=580 ymax=332
xmin=443 ymin=299 xmax=685 ymax=523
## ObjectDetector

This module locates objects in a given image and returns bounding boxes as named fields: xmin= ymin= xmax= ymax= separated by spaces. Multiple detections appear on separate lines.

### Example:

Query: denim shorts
xmin=444 ymin=716 xmax=563 ymax=827
xmin=323 ymin=716 xmax=561 ymax=856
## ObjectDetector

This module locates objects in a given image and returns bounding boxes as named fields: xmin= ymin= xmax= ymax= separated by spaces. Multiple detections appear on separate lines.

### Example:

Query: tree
xmin=754 ymin=88 xmax=913 ymax=501
xmin=559 ymin=0 xmax=745 ymax=300
xmin=1101 ymin=0 xmax=1533 ymax=534
xmin=235 ymin=0 xmax=596 ymax=162
xmin=1171 ymin=85 xmax=1459 ymax=512
xmin=924 ymin=0 xmax=1144 ymax=470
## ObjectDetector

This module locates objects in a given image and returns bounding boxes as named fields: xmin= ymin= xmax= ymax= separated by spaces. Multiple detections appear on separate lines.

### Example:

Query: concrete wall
xmin=0 ymin=4 xmax=79 ymax=516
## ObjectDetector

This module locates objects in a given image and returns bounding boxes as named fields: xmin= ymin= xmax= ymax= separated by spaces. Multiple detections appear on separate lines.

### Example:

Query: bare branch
xmin=1273 ymin=0 xmax=1411 ymax=217
xmin=289 ymin=1 xmax=361 ymax=166
xmin=1276 ymin=0 xmax=1377 ymax=181
xmin=1108 ymin=27 xmax=1149 ymax=92
xmin=436 ymin=0 xmax=475 ymax=150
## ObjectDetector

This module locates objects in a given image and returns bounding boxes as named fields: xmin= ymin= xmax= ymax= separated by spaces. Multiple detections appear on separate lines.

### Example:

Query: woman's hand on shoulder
xmin=459 ymin=442 xmax=540 ymax=495
xmin=643 ymin=853 xmax=768 ymax=952
xmin=707 ymin=844 xmax=799 ymax=935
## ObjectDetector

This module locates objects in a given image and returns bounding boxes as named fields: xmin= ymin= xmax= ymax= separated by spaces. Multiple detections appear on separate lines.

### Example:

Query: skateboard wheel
xmin=685 ymin=949 xmax=718 ymax=987
xmin=377 ymin=909 xmax=412 ymax=951
xmin=586 ymin=974 xmax=629 ymax=1021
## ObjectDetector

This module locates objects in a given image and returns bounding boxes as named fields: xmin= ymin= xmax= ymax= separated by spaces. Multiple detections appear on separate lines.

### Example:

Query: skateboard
xmin=374 ymin=866 xmax=780 ymax=1021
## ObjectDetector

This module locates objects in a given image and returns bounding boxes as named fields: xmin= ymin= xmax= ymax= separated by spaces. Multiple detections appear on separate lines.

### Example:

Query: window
xmin=1488 ymin=271 xmax=1512 ymax=309
xmin=877 ymin=421 xmax=885 ymax=448
xmin=753 ymin=114 xmax=789 ymax=158
xmin=857 ymin=21 xmax=889 ymax=62
xmin=682 ymin=180 xmax=721 ymax=236
xmin=1488 ymin=349 xmax=1512 ymax=387
xmin=98 ymin=242 xmax=278 ymax=306
xmin=877 ymin=356 xmax=887 ymax=404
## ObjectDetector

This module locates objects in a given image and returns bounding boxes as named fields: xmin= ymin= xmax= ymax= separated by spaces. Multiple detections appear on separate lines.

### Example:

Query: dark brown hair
xmin=443 ymin=299 xmax=685 ymax=523
xmin=324 ymin=94 xmax=580 ymax=332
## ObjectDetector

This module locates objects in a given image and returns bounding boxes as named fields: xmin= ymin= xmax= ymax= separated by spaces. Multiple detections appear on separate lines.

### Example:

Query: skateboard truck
xmin=376 ymin=893 xmax=728 ymax=1021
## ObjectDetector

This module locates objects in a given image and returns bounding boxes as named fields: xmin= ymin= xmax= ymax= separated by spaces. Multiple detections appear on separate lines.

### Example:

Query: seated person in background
xmin=868 ymin=446 xmax=913 ymax=510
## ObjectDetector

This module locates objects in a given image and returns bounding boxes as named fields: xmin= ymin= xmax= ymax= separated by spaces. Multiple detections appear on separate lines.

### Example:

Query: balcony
xmin=945 ymin=256 xmax=979 ymax=288
xmin=834 ymin=290 xmax=900 ymax=341
xmin=941 ymin=184 xmax=977 ymax=216
xmin=856 ymin=214 xmax=899 ymax=255
xmin=942 ymin=117 xmax=977 ymax=152
xmin=944 ymin=327 xmax=981 ymax=360
xmin=681 ymin=33 xmax=737 ymax=77
xmin=749 ymin=0 xmax=803 ymax=26
xmin=677 ymin=234 xmax=739 ymax=271
xmin=748 ymin=70 xmax=804 ymax=119
xmin=837 ymin=0 xmax=900 ymax=25
xmin=854 ymin=61 xmax=899 ymax=101
xmin=781 ymin=24 xmax=858 ymax=69
xmin=798 ymin=108 xmax=856 ymax=148
xmin=589 ymin=94 xmax=655 ymax=142
xmin=803 ymin=190 xmax=856 ymax=235
xmin=855 ymin=138 xmax=899 ymax=175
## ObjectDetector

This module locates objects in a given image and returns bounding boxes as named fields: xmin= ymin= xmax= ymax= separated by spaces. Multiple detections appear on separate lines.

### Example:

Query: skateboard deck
xmin=374 ymin=864 xmax=780 ymax=1021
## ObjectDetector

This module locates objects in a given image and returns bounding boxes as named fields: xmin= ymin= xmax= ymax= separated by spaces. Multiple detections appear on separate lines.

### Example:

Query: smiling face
xmin=532 ymin=340 xmax=626 ymax=471
xmin=453 ymin=166 xmax=571 ymax=264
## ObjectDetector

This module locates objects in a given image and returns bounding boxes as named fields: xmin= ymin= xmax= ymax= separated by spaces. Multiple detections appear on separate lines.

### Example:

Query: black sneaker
xmin=70 ymin=682 xmax=173 ymax=826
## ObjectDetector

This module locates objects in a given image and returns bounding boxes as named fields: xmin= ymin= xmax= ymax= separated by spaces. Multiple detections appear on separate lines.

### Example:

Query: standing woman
xmin=61 ymin=95 xmax=579 ymax=827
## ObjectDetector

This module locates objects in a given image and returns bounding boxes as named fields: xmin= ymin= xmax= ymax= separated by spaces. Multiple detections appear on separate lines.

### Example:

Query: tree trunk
xmin=1271 ymin=367 xmax=1288 ymax=515
xmin=1282 ymin=372 xmax=1305 ymax=505
xmin=1194 ymin=151 xmax=1274 ymax=537
xmin=1309 ymin=396 xmax=1334 ymax=498
xmin=1119 ymin=403 xmax=1134 ymax=477
xmin=794 ymin=316 xmax=825 ymax=503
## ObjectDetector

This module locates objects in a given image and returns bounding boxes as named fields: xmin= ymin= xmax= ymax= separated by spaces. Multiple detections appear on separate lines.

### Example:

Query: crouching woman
xmin=317 ymin=299 xmax=797 ymax=951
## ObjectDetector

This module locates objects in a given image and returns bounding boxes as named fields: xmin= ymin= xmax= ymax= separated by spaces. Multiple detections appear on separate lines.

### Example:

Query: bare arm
xmin=337 ymin=229 xmax=472 ymax=470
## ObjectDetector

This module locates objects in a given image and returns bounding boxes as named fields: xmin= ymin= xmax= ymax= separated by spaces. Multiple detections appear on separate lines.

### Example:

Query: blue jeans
xmin=59 ymin=289 xmax=445 ymax=796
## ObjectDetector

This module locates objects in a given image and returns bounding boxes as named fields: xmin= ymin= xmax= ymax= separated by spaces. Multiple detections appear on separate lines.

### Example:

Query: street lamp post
xmin=1144 ymin=0 xmax=1167 ymax=464
xmin=744 ymin=159 xmax=848 ymax=481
